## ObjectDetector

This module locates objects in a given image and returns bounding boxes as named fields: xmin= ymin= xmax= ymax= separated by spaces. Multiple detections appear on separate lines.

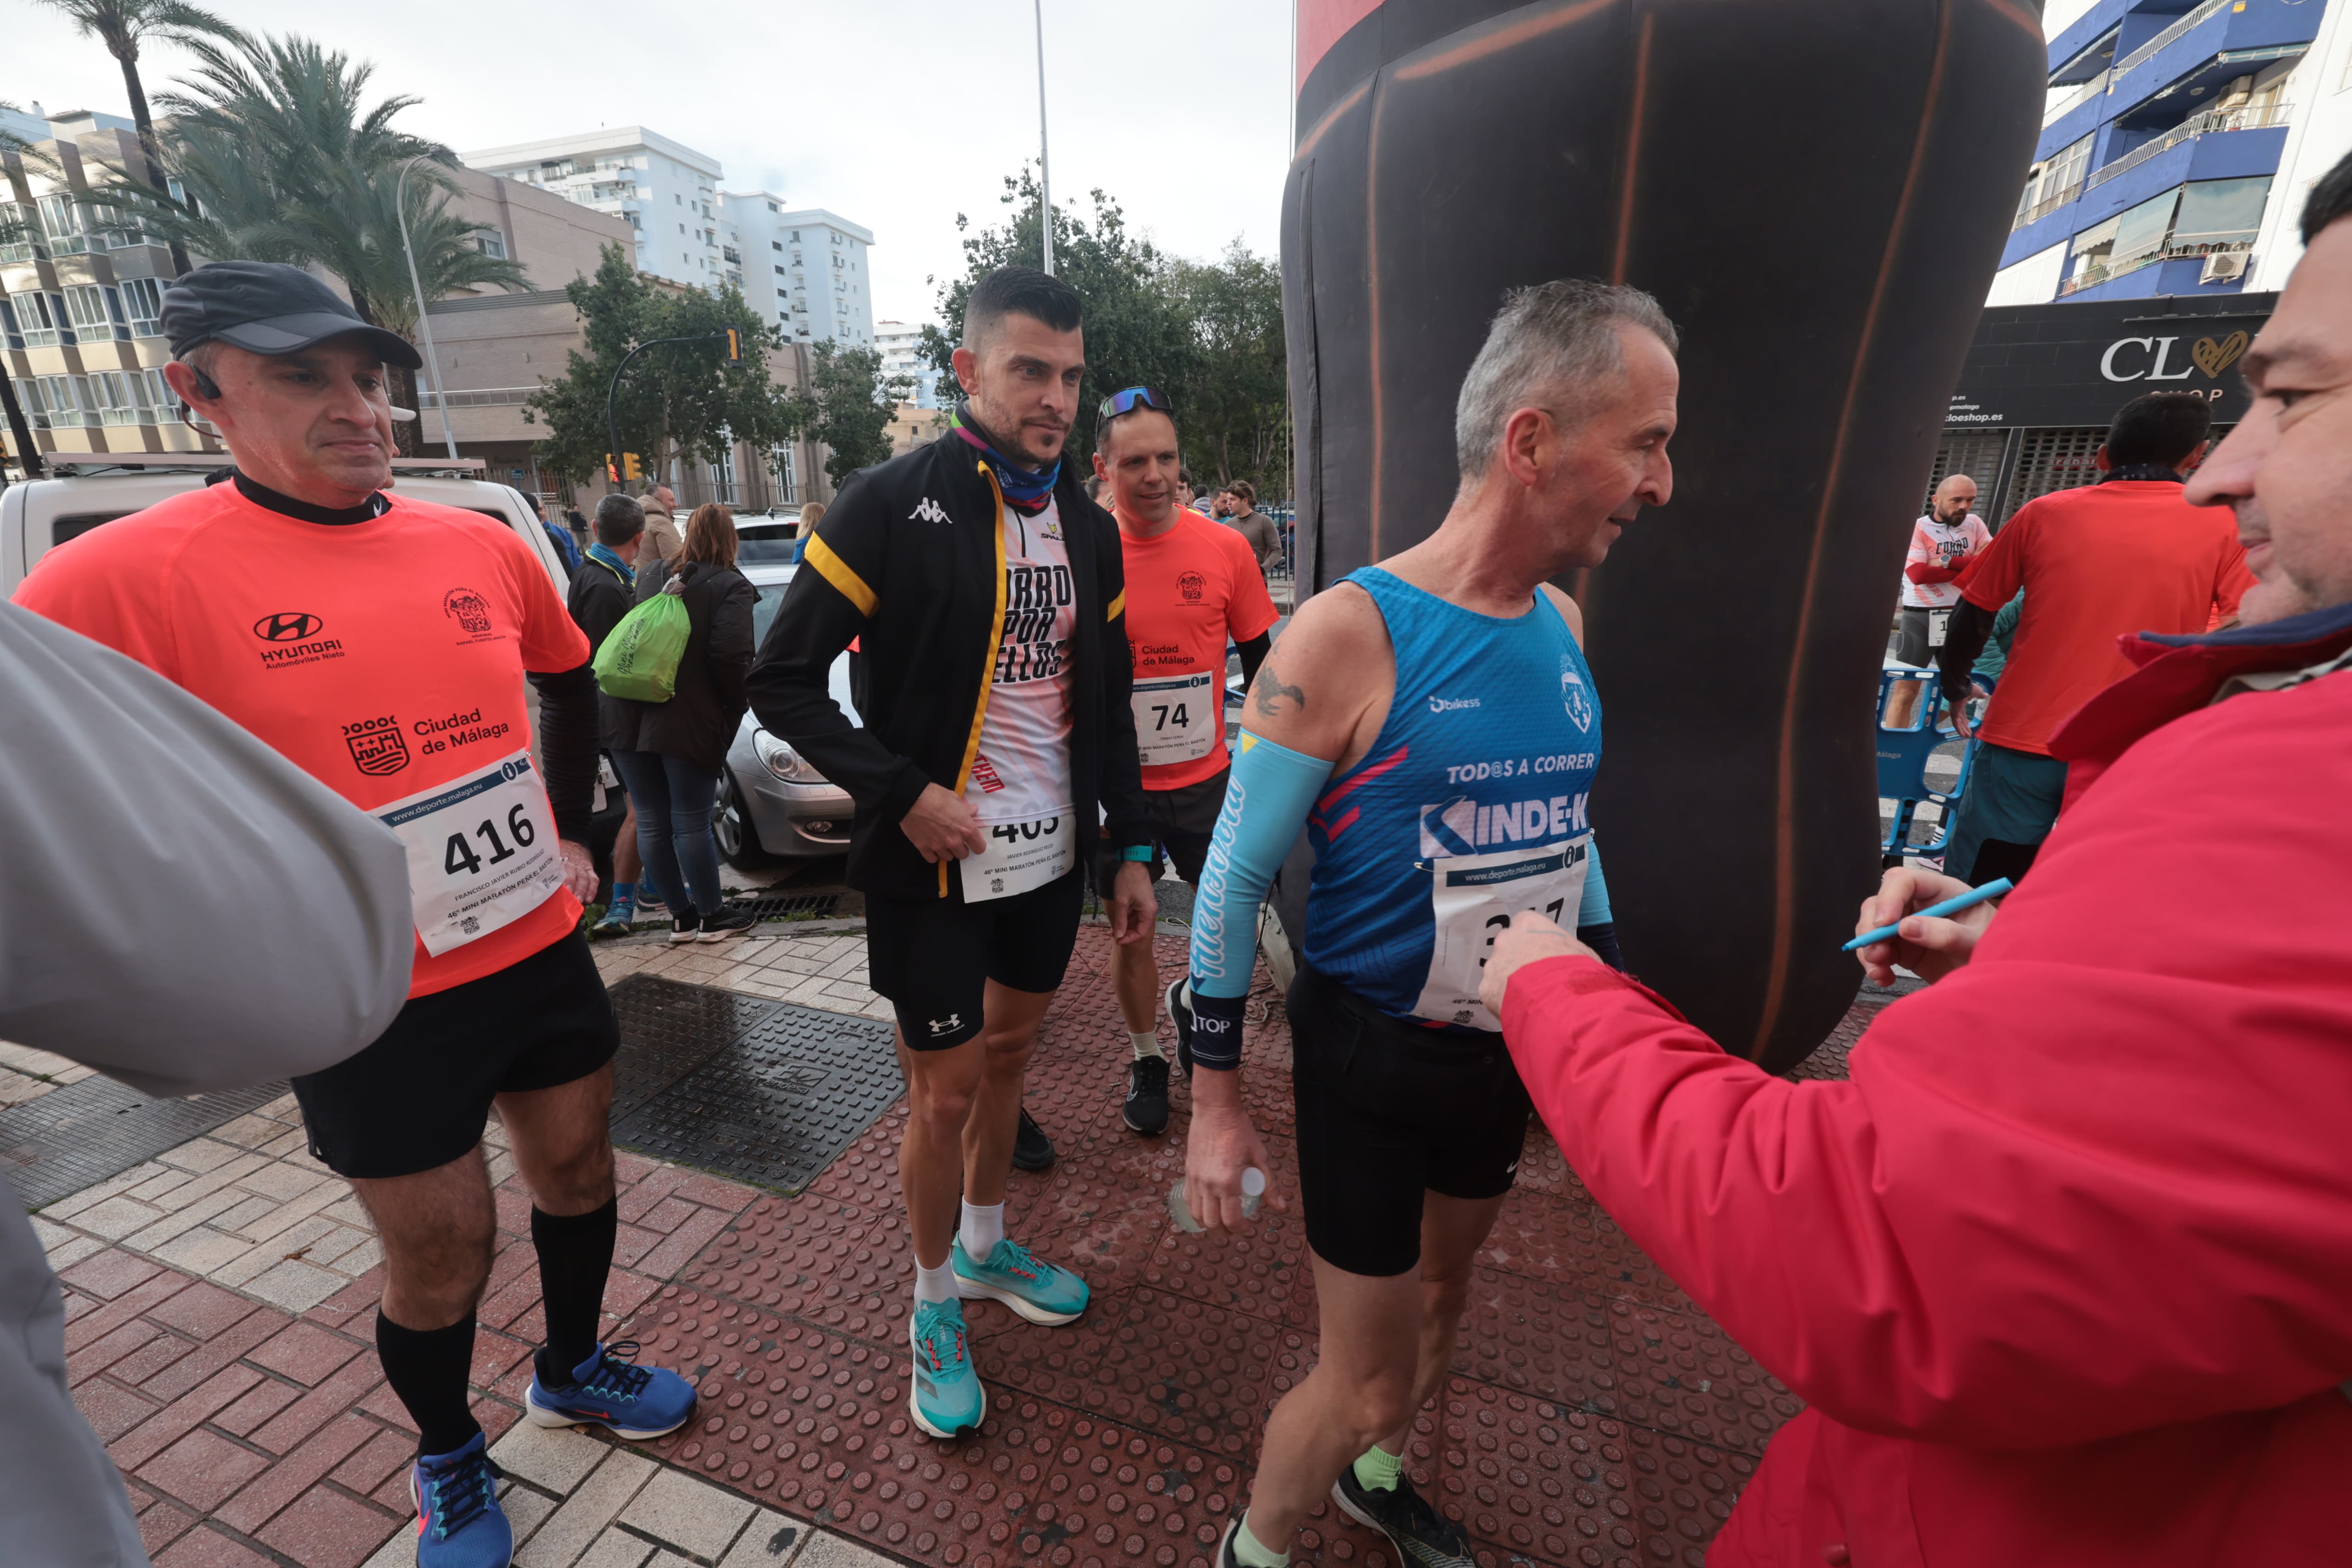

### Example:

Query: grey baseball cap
xmin=161 ymin=260 xmax=423 ymax=369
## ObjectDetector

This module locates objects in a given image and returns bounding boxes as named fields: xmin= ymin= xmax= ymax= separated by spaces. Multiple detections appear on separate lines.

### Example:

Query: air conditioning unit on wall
xmin=2202 ymin=250 xmax=2250 ymax=283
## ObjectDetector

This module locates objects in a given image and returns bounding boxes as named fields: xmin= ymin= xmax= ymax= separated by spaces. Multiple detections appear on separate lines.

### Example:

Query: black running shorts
xmin=1288 ymin=964 xmax=1533 ymax=1277
xmin=1090 ymin=766 xmax=1228 ymax=889
xmin=1894 ymin=606 xmax=1951 ymax=667
xmin=866 ymin=866 xmax=1086 ymax=1050
xmin=291 ymin=932 xmax=619 ymax=1180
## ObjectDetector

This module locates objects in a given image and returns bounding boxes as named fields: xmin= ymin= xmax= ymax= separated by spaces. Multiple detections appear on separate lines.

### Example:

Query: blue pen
xmin=1842 ymin=878 xmax=2013 ymax=953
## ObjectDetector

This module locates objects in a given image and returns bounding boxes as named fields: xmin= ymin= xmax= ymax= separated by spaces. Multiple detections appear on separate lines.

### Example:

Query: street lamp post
xmin=1035 ymin=0 xmax=1053 ymax=276
xmin=396 ymin=155 xmax=460 ymax=460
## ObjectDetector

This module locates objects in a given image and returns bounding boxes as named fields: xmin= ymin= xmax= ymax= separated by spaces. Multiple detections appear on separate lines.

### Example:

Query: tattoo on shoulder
xmin=1253 ymin=667 xmax=1306 ymax=718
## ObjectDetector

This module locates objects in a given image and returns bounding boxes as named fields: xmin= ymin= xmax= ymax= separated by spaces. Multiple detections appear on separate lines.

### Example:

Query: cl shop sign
xmin=2099 ymin=330 xmax=2250 ymax=387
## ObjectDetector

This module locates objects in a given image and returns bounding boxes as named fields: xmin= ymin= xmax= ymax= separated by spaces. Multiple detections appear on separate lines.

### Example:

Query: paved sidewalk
xmin=31 ymin=920 xmax=1876 ymax=1568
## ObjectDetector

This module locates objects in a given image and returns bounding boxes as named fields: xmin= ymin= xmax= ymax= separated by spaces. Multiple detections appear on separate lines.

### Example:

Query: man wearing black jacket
xmin=570 ymin=493 xmax=651 ymax=933
xmin=747 ymin=267 xmax=1158 ymax=1440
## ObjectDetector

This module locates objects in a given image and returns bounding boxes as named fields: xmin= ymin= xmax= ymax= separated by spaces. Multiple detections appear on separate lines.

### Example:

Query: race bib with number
xmin=377 ymin=749 xmax=566 ymax=956
xmin=1413 ymin=835 xmax=1591 ymax=1030
xmin=961 ymin=811 xmax=1077 ymax=903
xmin=1926 ymin=607 xmax=1953 ymax=649
xmin=1131 ymin=671 xmax=1219 ymax=766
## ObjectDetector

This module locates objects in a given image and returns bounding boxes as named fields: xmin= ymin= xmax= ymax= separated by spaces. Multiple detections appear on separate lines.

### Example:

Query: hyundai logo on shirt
xmin=254 ymin=611 xmax=324 ymax=642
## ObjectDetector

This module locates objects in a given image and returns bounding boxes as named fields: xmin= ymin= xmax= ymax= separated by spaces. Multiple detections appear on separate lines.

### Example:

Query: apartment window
xmin=143 ymin=366 xmax=182 ymax=415
xmin=36 ymin=194 xmax=91 ymax=254
xmin=769 ymin=445 xmax=798 ymax=506
xmin=93 ymin=369 xmax=152 ymax=425
xmin=790 ymin=230 xmax=800 ymax=241
xmin=34 ymin=375 xmax=96 ymax=428
xmin=11 ymin=289 xmax=67 ymax=347
xmin=0 ymin=296 xmax=20 ymax=349
xmin=710 ymin=445 xmax=737 ymax=504
xmin=676 ymin=193 xmax=683 ymax=205
xmin=775 ymin=264 xmax=786 ymax=276
xmin=2173 ymin=174 xmax=2271 ymax=247
xmin=2110 ymin=187 xmax=2182 ymax=271
xmin=117 ymin=276 xmax=165 ymax=336
xmin=476 ymin=230 xmax=508 ymax=260
xmin=772 ymin=240 xmax=782 ymax=251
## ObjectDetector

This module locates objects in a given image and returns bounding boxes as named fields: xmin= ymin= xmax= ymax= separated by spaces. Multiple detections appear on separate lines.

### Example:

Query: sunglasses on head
xmin=1097 ymin=385 xmax=1173 ymax=422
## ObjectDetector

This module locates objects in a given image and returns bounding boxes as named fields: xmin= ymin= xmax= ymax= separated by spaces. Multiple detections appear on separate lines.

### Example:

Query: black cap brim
xmin=209 ymin=311 xmax=424 ymax=370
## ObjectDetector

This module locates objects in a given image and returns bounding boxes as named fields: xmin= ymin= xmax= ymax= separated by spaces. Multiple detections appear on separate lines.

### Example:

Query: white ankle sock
xmin=1130 ymin=1029 xmax=1164 ymax=1060
xmin=959 ymin=1200 xmax=1005 ymax=1259
xmin=913 ymin=1258 xmax=958 ymax=1306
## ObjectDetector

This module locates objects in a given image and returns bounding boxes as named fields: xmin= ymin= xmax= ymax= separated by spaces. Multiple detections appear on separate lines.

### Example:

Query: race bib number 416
xmin=376 ymin=749 xmax=565 ymax=955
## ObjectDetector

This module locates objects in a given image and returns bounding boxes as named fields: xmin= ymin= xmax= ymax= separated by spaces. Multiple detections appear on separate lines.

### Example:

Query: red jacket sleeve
xmin=1905 ymin=559 xmax=1966 ymax=585
xmin=1502 ymin=678 xmax=2352 ymax=1449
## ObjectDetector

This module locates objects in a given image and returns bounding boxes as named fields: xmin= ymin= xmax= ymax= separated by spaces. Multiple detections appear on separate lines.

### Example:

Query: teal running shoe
xmin=909 ymin=1297 xmax=985 ymax=1439
xmin=952 ymin=1235 xmax=1089 ymax=1325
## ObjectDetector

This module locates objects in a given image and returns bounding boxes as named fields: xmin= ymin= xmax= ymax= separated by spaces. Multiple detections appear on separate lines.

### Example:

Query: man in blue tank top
xmin=1170 ymin=280 xmax=1680 ymax=1568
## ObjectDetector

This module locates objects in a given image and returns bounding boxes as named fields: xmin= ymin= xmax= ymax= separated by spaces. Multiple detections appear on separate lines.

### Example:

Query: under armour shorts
xmin=865 ymin=866 xmax=1086 ymax=1050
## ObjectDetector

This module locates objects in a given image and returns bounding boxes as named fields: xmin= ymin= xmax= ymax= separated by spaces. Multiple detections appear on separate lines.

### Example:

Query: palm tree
xmin=33 ymin=0 xmax=241 ymax=276
xmin=99 ymin=34 xmax=531 ymax=452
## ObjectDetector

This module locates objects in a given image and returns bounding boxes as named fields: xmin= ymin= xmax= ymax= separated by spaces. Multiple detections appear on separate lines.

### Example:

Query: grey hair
xmin=594 ymin=492 xmax=646 ymax=545
xmin=1453 ymin=279 xmax=1679 ymax=480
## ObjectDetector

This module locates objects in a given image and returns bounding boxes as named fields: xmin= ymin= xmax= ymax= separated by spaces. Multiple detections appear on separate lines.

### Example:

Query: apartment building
xmin=1 ymin=109 xmax=208 ymax=469
xmin=461 ymin=127 xmax=721 ymax=291
xmin=1991 ymin=0 xmax=2347 ymax=306
xmin=728 ymin=198 xmax=876 ymax=348
xmin=876 ymin=319 xmax=944 ymax=407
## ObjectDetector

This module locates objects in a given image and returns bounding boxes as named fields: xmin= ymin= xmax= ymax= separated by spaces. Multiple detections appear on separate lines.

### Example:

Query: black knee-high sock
xmin=532 ymin=1198 xmax=618 ymax=1385
xmin=377 ymin=1313 xmax=481 ymax=1458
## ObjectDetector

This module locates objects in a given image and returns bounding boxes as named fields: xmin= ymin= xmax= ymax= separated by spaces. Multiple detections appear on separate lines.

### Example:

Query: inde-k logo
xmin=910 ymin=497 xmax=951 ymax=525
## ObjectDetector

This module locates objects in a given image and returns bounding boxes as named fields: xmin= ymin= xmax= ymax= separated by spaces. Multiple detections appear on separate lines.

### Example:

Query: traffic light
xmin=622 ymin=453 xmax=643 ymax=481
xmin=723 ymin=327 xmax=743 ymax=366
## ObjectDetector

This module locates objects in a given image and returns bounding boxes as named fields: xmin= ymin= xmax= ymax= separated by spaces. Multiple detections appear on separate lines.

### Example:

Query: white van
xmin=1 ymin=453 xmax=569 ymax=596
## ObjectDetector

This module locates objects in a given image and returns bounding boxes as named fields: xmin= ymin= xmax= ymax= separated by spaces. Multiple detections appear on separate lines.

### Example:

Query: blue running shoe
xmin=524 ymin=1340 xmax=696 ymax=1440
xmin=411 ymin=1432 xmax=511 ymax=1568
xmin=590 ymin=885 xmax=636 ymax=936
xmin=952 ymin=1235 xmax=1089 ymax=1325
xmin=909 ymin=1297 xmax=985 ymax=1439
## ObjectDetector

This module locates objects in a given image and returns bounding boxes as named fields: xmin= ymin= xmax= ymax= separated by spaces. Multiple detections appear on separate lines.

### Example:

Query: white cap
xmin=1240 ymin=1167 xmax=1267 ymax=1197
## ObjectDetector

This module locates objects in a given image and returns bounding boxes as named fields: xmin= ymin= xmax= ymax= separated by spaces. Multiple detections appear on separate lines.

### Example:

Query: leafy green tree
xmin=922 ymin=167 xmax=1195 ymax=460
xmin=790 ymin=341 xmax=912 ymax=487
xmin=89 ymin=32 xmax=529 ymax=452
xmin=1167 ymin=243 xmax=1289 ymax=498
xmin=922 ymin=167 xmax=1289 ymax=498
xmin=523 ymin=244 xmax=800 ymax=489
xmin=32 ymin=0 xmax=240 ymax=275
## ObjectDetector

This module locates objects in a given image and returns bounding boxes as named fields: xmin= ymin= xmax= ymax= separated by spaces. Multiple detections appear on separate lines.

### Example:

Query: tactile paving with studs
xmin=602 ymin=923 xmax=1875 ymax=1567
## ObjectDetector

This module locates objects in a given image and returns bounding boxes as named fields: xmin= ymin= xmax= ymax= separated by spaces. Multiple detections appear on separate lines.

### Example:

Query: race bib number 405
xmin=1131 ymin=671 xmax=1219 ymax=766
xmin=961 ymin=811 xmax=1076 ymax=903
xmin=377 ymin=749 xmax=565 ymax=955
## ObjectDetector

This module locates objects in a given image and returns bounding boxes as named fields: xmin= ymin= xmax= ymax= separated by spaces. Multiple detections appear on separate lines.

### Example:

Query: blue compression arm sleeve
xmin=1577 ymin=837 xmax=1612 ymax=927
xmin=1186 ymin=730 xmax=1334 ymax=1070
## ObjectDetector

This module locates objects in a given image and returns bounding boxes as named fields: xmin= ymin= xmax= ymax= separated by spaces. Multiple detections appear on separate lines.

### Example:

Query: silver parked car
xmin=716 ymin=515 xmax=856 ymax=866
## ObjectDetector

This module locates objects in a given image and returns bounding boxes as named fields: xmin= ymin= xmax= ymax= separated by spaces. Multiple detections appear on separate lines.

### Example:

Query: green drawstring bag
xmin=594 ymin=574 xmax=691 ymax=702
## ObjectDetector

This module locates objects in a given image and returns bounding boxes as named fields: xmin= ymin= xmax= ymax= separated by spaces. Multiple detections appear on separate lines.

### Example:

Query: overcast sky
xmin=15 ymin=0 xmax=1295 ymax=327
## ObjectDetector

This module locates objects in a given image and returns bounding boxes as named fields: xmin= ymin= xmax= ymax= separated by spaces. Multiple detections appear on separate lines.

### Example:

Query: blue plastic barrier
xmin=1877 ymin=668 xmax=1979 ymax=860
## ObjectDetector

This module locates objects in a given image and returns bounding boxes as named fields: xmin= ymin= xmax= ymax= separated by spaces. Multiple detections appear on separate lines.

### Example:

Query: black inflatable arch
xmin=1279 ymin=0 xmax=2044 ymax=1069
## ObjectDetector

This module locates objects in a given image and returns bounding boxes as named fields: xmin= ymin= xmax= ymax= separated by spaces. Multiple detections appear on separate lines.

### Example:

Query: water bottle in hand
xmin=1169 ymin=1167 xmax=1266 ymax=1233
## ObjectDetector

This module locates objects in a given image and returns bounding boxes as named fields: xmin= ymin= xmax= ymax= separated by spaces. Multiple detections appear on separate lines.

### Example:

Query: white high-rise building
xmin=875 ymin=320 xmax=944 ymax=407
xmin=458 ymin=127 xmax=724 ymax=289
xmin=725 ymin=199 xmax=875 ymax=348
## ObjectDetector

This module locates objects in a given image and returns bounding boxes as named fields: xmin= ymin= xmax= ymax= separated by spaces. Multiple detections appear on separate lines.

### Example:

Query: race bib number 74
xmin=376 ymin=748 xmax=566 ymax=955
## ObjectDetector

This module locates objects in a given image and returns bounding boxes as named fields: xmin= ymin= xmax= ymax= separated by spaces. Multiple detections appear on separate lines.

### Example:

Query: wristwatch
xmin=1119 ymin=845 xmax=1155 ymax=862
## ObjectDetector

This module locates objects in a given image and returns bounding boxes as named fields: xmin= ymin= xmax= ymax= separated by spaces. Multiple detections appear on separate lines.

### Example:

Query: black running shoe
xmin=1164 ymin=977 xmax=1195 ymax=1079
xmin=697 ymin=906 xmax=758 ymax=942
xmin=1124 ymin=1055 xmax=1170 ymax=1136
xmin=1012 ymin=1107 xmax=1056 ymax=1171
xmin=668 ymin=911 xmax=701 ymax=944
xmin=1331 ymin=1466 xmax=1475 ymax=1568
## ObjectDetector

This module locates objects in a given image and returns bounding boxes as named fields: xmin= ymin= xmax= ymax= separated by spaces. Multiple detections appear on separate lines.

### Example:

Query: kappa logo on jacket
xmin=910 ymin=497 xmax=951 ymax=525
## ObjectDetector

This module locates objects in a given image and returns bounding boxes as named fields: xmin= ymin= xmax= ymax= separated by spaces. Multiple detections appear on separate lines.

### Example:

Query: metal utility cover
xmin=608 ymin=977 xmax=900 ymax=1194
xmin=1 ymin=1077 xmax=287 ymax=1211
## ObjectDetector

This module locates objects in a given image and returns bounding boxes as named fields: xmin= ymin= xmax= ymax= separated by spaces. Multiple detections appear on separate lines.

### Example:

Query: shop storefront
xmin=1930 ymin=292 xmax=2275 ymax=526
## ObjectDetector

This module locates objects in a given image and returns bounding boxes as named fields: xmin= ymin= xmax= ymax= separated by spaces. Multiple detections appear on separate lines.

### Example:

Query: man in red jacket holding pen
xmin=1480 ymin=155 xmax=2352 ymax=1567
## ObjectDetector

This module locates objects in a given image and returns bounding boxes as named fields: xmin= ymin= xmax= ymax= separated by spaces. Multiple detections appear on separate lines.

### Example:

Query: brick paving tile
xmin=154 ymin=1523 xmax=280 ymax=1568
xmin=215 ymin=1412 xmax=376 ymax=1534
xmin=75 ymin=1373 xmax=165 ymax=1441
xmin=63 ymin=1267 xmax=192 ymax=1354
xmin=332 ymin=1426 xmax=418 ymax=1497
xmin=208 ymin=1374 xmax=304 ymax=1438
xmin=138 ymin=1426 xmax=271 ymax=1512
xmin=110 ymin=1325 xmax=203 ymax=1388
xmin=111 ymin=1363 xmax=268 ymax=1471
xmin=248 ymin=1353 xmax=384 ymax=1453
xmin=134 ymin=1494 xmax=203 ymax=1557
xmin=248 ymin=1319 xmax=367 ymax=1387
xmin=136 ymin=1306 xmax=290 ymax=1404
xmin=67 ymin=1317 xmax=166 ymax=1384
xmin=254 ymin=1483 xmax=401 ymax=1568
